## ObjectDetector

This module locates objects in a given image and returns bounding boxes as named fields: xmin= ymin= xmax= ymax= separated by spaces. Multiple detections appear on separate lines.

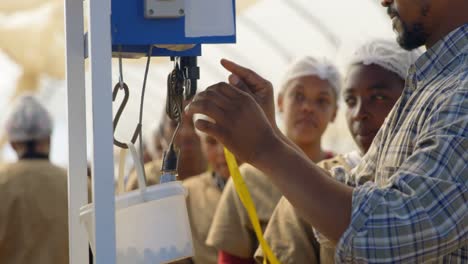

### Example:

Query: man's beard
xmin=391 ymin=3 xmax=430 ymax=50
xmin=396 ymin=22 xmax=428 ymax=50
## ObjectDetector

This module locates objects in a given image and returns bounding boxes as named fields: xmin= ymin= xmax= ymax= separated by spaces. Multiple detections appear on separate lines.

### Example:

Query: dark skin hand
xmin=224 ymin=60 xmax=312 ymax=162
xmin=186 ymin=59 xmax=353 ymax=243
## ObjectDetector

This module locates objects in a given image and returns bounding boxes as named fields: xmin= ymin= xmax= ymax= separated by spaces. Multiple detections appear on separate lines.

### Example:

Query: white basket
xmin=80 ymin=143 xmax=194 ymax=264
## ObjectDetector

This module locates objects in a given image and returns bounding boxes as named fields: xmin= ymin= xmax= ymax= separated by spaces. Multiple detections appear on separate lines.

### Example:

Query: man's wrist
xmin=249 ymin=127 xmax=284 ymax=171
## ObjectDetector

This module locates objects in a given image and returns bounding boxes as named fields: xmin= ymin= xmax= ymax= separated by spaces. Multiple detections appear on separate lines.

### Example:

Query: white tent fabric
xmin=0 ymin=0 xmax=395 ymax=165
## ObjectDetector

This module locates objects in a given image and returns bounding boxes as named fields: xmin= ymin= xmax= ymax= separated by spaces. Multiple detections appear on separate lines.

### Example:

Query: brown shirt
xmin=206 ymin=164 xmax=282 ymax=258
xmin=0 ymin=160 xmax=69 ymax=264
xmin=254 ymin=154 xmax=358 ymax=264
xmin=182 ymin=171 xmax=223 ymax=264
xmin=255 ymin=196 xmax=320 ymax=264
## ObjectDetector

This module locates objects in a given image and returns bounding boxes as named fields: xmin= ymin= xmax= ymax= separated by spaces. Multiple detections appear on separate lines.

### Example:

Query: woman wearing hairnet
xmin=0 ymin=95 xmax=69 ymax=263
xmin=206 ymin=57 xmax=341 ymax=264
xmin=255 ymin=40 xmax=422 ymax=264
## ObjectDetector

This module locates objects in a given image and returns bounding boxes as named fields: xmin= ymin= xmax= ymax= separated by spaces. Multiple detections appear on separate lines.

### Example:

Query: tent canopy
xmin=0 ymin=0 xmax=395 ymax=164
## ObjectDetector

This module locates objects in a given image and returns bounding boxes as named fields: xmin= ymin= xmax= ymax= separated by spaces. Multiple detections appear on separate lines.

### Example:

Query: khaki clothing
xmin=255 ymin=197 xmax=320 ymax=264
xmin=318 ymin=153 xmax=356 ymax=173
xmin=125 ymin=159 xmax=162 ymax=191
xmin=206 ymin=164 xmax=282 ymax=258
xmin=0 ymin=160 xmax=69 ymax=264
xmin=255 ymin=153 xmax=361 ymax=264
xmin=182 ymin=171 xmax=223 ymax=264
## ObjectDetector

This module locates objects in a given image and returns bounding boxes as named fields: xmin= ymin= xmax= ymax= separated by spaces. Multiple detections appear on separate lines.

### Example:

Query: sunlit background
xmin=0 ymin=0 xmax=395 ymax=167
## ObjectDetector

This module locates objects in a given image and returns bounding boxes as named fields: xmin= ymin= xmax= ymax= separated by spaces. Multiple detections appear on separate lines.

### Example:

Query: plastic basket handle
xmin=116 ymin=148 xmax=128 ymax=195
xmin=128 ymin=143 xmax=147 ymax=197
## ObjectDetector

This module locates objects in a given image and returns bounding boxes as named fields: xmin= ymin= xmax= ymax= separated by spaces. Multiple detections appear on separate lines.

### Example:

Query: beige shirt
xmin=0 ymin=160 xmax=69 ymax=264
xmin=254 ymin=154 xmax=359 ymax=264
xmin=182 ymin=171 xmax=223 ymax=264
xmin=255 ymin=197 xmax=320 ymax=264
xmin=206 ymin=164 xmax=282 ymax=258
xmin=125 ymin=159 xmax=162 ymax=191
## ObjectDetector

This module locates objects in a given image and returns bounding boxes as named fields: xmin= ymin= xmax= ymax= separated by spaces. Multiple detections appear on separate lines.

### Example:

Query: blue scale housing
xmin=111 ymin=0 xmax=237 ymax=57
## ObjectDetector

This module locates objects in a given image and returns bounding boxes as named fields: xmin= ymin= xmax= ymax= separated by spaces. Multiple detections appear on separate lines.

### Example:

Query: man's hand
xmin=186 ymin=60 xmax=353 ymax=243
xmin=186 ymin=82 xmax=278 ymax=166
xmin=221 ymin=59 xmax=310 ymax=159
xmin=220 ymin=59 xmax=277 ymax=129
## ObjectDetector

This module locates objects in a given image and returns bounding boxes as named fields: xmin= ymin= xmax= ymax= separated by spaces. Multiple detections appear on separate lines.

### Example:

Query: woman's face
xmin=279 ymin=75 xmax=337 ymax=146
xmin=343 ymin=63 xmax=405 ymax=153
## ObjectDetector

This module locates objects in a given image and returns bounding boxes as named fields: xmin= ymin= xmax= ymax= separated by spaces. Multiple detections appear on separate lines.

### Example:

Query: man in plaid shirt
xmin=186 ymin=0 xmax=467 ymax=263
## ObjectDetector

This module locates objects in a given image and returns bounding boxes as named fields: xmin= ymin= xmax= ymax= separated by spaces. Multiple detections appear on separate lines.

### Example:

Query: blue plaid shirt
xmin=335 ymin=24 xmax=468 ymax=263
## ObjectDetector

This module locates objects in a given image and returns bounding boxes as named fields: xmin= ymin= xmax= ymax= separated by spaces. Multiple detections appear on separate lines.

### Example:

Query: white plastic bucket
xmin=80 ymin=143 xmax=194 ymax=264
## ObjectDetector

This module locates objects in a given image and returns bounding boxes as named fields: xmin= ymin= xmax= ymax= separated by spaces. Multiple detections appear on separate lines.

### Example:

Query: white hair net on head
xmin=348 ymin=39 xmax=423 ymax=80
xmin=280 ymin=56 xmax=342 ymax=99
xmin=5 ymin=95 xmax=53 ymax=142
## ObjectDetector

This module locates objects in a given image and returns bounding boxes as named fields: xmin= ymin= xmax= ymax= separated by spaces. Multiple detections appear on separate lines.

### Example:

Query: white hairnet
xmin=348 ymin=39 xmax=423 ymax=80
xmin=280 ymin=56 xmax=342 ymax=99
xmin=5 ymin=95 xmax=53 ymax=142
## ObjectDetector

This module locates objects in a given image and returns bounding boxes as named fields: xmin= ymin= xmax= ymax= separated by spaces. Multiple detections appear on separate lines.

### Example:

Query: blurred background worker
xmin=126 ymin=100 xmax=207 ymax=191
xmin=174 ymin=115 xmax=231 ymax=264
xmin=0 ymin=95 xmax=68 ymax=264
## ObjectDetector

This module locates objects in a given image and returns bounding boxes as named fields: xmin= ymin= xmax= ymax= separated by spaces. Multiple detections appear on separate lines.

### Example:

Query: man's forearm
xmin=272 ymin=125 xmax=309 ymax=159
xmin=253 ymin=132 xmax=354 ymax=243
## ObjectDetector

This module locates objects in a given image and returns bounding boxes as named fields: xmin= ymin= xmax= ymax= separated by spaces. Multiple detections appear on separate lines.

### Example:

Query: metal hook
xmin=112 ymin=82 xmax=141 ymax=149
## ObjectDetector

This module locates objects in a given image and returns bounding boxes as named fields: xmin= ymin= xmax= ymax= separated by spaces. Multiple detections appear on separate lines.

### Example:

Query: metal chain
xmin=166 ymin=57 xmax=185 ymax=123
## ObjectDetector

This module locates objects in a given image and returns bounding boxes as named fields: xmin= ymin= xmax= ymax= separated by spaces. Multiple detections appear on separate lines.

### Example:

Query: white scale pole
xmin=87 ymin=0 xmax=117 ymax=262
xmin=64 ymin=0 xmax=89 ymax=262
xmin=65 ymin=0 xmax=117 ymax=262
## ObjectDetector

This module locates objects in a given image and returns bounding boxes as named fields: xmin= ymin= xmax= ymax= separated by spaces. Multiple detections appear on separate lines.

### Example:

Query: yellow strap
xmin=224 ymin=148 xmax=281 ymax=264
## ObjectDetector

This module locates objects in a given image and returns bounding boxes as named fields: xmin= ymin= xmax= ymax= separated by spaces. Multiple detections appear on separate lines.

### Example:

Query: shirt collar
xmin=412 ymin=23 xmax=468 ymax=84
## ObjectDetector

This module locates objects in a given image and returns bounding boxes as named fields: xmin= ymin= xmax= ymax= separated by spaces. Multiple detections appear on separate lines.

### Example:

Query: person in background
xmin=147 ymin=122 xmax=165 ymax=162
xmin=206 ymin=57 xmax=341 ymax=264
xmin=176 ymin=115 xmax=231 ymax=264
xmin=255 ymin=39 xmax=422 ymax=264
xmin=126 ymin=100 xmax=207 ymax=191
xmin=0 ymin=95 xmax=69 ymax=264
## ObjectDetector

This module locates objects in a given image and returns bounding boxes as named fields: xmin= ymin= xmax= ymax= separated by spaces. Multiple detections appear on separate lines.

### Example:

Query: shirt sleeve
xmin=255 ymin=196 xmax=320 ymax=264
xmin=206 ymin=178 xmax=256 ymax=258
xmin=336 ymin=88 xmax=468 ymax=263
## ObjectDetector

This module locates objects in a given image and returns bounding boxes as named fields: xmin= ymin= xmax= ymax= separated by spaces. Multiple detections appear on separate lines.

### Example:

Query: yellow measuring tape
xmin=224 ymin=148 xmax=281 ymax=264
